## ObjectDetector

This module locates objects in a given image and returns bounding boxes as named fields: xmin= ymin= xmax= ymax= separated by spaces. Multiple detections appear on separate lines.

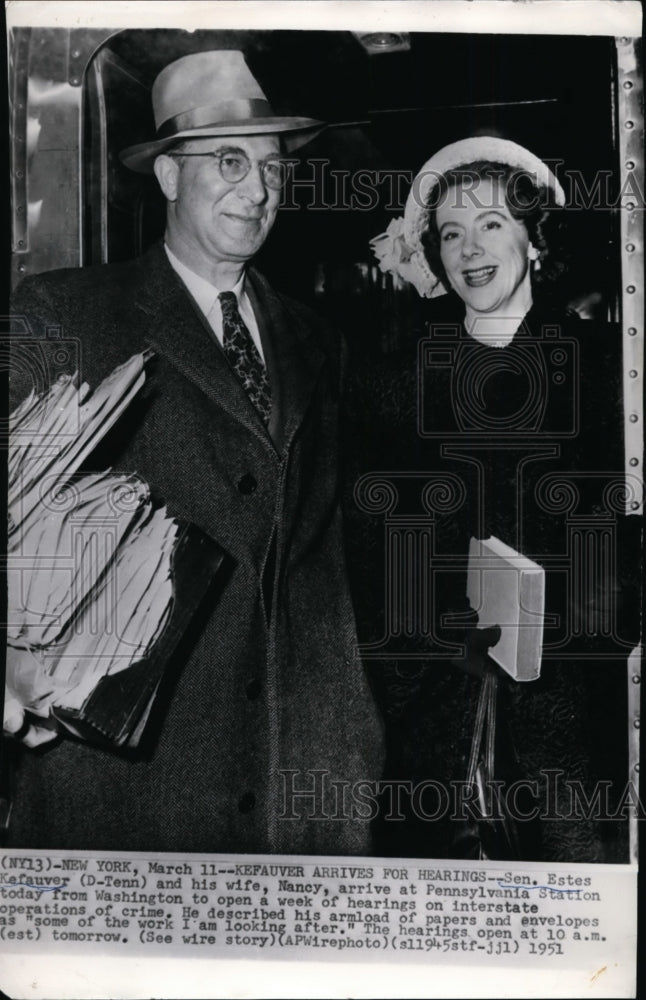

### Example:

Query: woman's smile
xmin=462 ymin=265 xmax=498 ymax=286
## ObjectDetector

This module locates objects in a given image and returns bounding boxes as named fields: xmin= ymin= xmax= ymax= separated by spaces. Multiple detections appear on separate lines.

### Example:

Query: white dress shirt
xmin=164 ymin=244 xmax=265 ymax=362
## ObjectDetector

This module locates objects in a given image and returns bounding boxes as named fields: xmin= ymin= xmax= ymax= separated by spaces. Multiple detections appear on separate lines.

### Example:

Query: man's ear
xmin=154 ymin=154 xmax=181 ymax=202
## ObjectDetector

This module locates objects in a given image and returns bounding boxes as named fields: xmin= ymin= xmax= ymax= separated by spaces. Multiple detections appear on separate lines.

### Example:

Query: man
xmin=6 ymin=51 xmax=383 ymax=855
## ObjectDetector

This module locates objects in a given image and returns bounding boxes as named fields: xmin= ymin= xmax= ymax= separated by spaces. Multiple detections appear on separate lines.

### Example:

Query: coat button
xmin=246 ymin=678 xmax=262 ymax=700
xmin=238 ymin=792 xmax=256 ymax=814
xmin=238 ymin=474 xmax=257 ymax=495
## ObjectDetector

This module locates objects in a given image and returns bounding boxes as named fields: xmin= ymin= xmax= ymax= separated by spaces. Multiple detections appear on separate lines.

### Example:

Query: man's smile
xmin=225 ymin=212 xmax=264 ymax=223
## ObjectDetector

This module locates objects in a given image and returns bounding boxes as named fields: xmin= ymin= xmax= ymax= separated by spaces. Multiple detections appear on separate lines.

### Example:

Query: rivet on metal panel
xmin=627 ymin=286 xmax=636 ymax=294
xmin=626 ymin=244 xmax=635 ymax=252
xmin=623 ymin=80 xmax=634 ymax=89
xmin=629 ymin=458 xmax=639 ymax=466
xmin=628 ymin=327 xmax=637 ymax=336
xmin=625 ymin=120 xmax=635 ymax=129
xmin=635 ymin=719 xmax=641 ymax=729
xmin=626 ymin=202 xmax=637 ymax=211
xmin=632 ymin=674 xmax=641 ymax=683
xmin=18 ymin=263 xmax=26 ymax=273
xmin=629 ymin=414 xmax=639 ymax=422
xmin=631 ymin=501 xmax=641 ymax=510
xmin=17 ymin=240 xmax=24 ymax=248
xmin=70 ymin=77 xmax=80 ymax=87
xmin=71 ymin=49 xmax=81 ymax=59
xmin=629 ymin=369 xmax=638 ymax=377
xmin=626 ymin=161 xmax=635 ymax=170
xmin=636 ymin=763 xmax=641 ymax=773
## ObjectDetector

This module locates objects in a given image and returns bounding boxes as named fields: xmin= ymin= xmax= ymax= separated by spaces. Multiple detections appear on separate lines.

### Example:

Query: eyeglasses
xmin=168 ymin=149 xmax=287 ymax=190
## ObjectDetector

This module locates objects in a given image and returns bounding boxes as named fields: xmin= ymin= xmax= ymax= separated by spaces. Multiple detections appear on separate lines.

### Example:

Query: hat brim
xmin=120 ymin=118 xmax=325 ymax=173
xmin=403 ymin=136 xmax=566 ymax=251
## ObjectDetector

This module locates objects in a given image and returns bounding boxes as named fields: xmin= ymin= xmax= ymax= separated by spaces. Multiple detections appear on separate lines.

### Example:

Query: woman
xmin=346 ymin=137 xmax=640 ymax=861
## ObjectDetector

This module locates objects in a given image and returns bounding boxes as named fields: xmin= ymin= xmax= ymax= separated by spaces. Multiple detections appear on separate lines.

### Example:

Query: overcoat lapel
xmin=131 ymin=244 xmax=273 ymax=451
xmin=130 ymin=245 xmax=327 ymax=456
xmin=247 ymin=267 xmax=326 ymax=454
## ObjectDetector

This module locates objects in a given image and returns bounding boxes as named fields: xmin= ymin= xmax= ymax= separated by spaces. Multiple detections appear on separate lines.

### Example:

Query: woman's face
xmin=435 ymin=176 xmax=533 ymax=315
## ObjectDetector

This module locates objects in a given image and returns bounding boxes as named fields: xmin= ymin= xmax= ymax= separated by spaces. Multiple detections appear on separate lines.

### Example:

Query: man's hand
xmin=3 ymin=691 xmax=58 ymax=748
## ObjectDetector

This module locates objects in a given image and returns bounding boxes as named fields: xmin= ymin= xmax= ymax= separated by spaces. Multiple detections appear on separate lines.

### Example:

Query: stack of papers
xmin=6 ymin=354 xmax=188 ymax=743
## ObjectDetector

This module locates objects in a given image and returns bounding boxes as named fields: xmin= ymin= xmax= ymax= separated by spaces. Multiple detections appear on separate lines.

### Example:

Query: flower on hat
xmin=369 ymin=217 xmax=445 ymax=299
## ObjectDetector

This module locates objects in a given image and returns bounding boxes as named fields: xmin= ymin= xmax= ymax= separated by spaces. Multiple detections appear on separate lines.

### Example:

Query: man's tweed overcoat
xmin=7 ymin=243 xmax=384 ymax=855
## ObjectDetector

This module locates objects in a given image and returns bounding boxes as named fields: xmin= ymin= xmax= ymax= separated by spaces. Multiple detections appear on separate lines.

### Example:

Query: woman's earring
xmin=528 ymin=245 xmax=541 ymax=271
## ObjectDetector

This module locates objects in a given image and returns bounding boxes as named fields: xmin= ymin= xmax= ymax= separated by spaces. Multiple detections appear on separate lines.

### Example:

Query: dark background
xmin=80 ymin=28 xmax=622 ymax=352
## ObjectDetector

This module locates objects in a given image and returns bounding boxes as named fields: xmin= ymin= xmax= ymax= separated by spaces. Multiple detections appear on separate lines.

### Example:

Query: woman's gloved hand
xmin=451 ymin=624 xmax=502 ymax=678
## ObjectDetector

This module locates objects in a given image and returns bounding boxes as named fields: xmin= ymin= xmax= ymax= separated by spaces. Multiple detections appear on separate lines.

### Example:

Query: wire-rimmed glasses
xmin=167 ymin=148 xmax=287 ymax=189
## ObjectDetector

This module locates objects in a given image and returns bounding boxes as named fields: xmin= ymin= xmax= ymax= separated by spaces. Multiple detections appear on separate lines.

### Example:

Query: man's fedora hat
xmin=120 ymin=50 xmax=324 ymax=173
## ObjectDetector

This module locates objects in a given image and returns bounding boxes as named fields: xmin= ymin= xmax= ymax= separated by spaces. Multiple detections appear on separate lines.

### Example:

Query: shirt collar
xmin=164 ymin=243 xmax=246 ymax=315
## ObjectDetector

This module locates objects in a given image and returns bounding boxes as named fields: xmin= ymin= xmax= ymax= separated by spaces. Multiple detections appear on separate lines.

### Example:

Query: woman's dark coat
xmin=343 ymin=294 xmax=640 ymax=863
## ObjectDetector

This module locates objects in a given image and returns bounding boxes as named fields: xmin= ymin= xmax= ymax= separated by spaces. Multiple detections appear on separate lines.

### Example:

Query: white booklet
xmin=466 ymin=535 xmax=546 ymax=681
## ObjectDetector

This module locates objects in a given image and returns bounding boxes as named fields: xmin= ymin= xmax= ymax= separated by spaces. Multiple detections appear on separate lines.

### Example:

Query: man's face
xmin=163 ymin=135 xmax=282 ymax=267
